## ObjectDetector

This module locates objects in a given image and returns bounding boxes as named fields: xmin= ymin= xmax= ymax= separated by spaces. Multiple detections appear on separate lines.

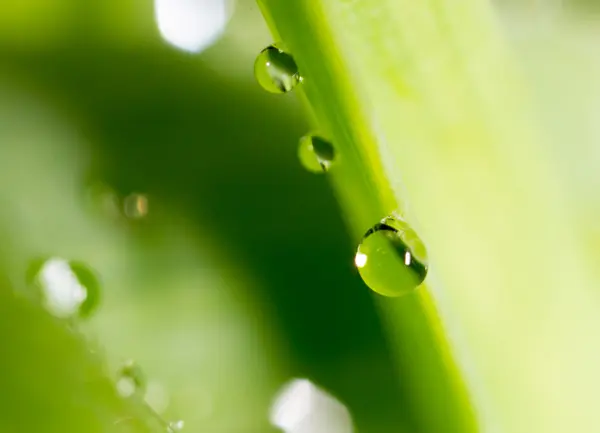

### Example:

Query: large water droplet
xmin=355 ymin=216 xmax=428 ymax=297
xmin=298 ymin=135 xmax=335 ymax=173
xmin=117 ymin=360 xmax=147 ymax=398
xmin=26 ymin=257 xmax=101 ymax=319
xmin=254 ymin=45 xmax=301 ymax=94
xmin=167 ymin=420 xmax=185 ymax=432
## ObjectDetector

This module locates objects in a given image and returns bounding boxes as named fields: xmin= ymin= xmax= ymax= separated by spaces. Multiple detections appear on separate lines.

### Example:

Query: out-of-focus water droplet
xmin=355 ymin=216 xmax=428 ymax=297
xmin=270 ymin=378 xmax=353 ymax=433
xmin=123 ymin=193 xmax=149 ymax=219
xmin=254 ymin=45 xmax=301 ymax=93
xmin=117 ymin=360 xmax=146 ymax=398
xmin=298 ymin=135 xmax=335 ymax=173
xmin=167 ymin=420 xmax=185 ymax=432
xmin=26 ymin=257 xmax=101 ymax=319
xmin=145 ymin=380 xmax=170 ymax=414
xmin=155 ymin=0 xmax=233 ymax=53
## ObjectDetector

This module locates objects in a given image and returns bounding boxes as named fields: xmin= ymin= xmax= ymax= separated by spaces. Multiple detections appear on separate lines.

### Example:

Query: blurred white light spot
xmin=116 ymin=377 xmax=137 ymax=398
xmin=145 ymin=380 xmax=170 ymax=414
xmin=167 ymin=420 xmax=185 ymax=432
xmin=270 ymin=379 xmax=353 ymax=433
xmin=404 ymin=251 xmax=411 ymax=266
xmin=271 ymin=379 xmax=314 ymax=431
xmin=154 ymin=0 xmax=233 ymax=53
xmin=39 ymin=258 xmax=87 ymax=318
xmin=354 ymin=252 xmax=367 ymax=268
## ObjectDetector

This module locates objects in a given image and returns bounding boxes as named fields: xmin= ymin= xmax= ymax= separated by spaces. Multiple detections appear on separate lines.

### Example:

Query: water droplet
xmin=117 ymin=360 xmax=146 ymax=398
xmin=298 ymin=135 xmax=335 ymax=173
xmin=124 ymin=193 xmax=149 ymax=219
xmin=26 ymin=257 xmax=101 ymax=319
xmin=254 ymin=45 xmax=301 ymax=93
xmin=167 ymin=420 xmax=184 ymax=432
xmin=270 ymin=379 xmax=353 ymax=433
xmin=355 ymin=216 xmax=428 ymax=297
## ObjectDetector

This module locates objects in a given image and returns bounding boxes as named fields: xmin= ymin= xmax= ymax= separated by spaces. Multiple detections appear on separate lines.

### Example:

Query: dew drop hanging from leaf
xmin=298 ymin=134 xmax=336 ymax=173
xmin=355 ymin=216 xmax=429 ymax=297
xmin=254 ymin=44 xmax=301 ymax=93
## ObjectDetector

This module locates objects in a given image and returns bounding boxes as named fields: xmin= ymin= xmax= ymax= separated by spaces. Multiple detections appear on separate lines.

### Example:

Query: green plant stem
xmin=256 ymin=1 xmax=486 ymax=432
xmin=257 ymin=1 xmax=600 ymax=432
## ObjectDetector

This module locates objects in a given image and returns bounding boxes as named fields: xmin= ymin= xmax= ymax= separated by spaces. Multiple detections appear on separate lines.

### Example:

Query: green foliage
xmin=0 ymin=282 xmax=160 ymax=433
xmin=3 ymin=1 xmax=600 ymax=433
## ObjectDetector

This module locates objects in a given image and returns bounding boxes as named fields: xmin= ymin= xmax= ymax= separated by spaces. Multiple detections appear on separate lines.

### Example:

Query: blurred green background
xmin=0 ymin=1 xmax=408 ymax=432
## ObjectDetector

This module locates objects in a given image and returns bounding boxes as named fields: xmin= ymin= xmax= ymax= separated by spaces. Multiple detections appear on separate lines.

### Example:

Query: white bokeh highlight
xmin=354 ymin=252 xmax=367 ymax=268
xmin=144 ymin=380 xmax=170 ymax=414
xmin=39 ymin=258 xmax=87 ymax=318
xmin=270 ymin=379 xmax=353 ymax=433
xmin=154 ymin=0 xmax=233 ymax=53
xmin=116 ymin=376 xmax=137 ymax=398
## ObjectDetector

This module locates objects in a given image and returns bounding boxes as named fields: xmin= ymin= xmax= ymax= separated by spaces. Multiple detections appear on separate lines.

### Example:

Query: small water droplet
xmin=124 ymin=193 xmax=149 ymax=219
xmin=254 ymin=44 xmax=301 ymax=93
xmin=117 ymin=360 xmax=146 ymax=398
xmin=355 ymin=216 xmax=428 ymax=297
xmin=298 ymin=135 xmax=335 ymax=173
xmin=167 ymin=420 xmax=184 ymax=432
xmin=26 ymin=257 xmax=101 ymax=319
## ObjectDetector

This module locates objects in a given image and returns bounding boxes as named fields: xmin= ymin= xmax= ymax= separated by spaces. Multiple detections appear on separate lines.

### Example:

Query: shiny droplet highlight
xmin=254 ymin=45 xmax=300 ymax=93
xmin=26 ymin=257 xmax=101 ymax=319
xmin=355 ymin=216 xmax=428 ymax=297
xmin=167 ymin=420 xmax=185 ymax=432
xmin=298 ymin=135 xmax=335 ymax=173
